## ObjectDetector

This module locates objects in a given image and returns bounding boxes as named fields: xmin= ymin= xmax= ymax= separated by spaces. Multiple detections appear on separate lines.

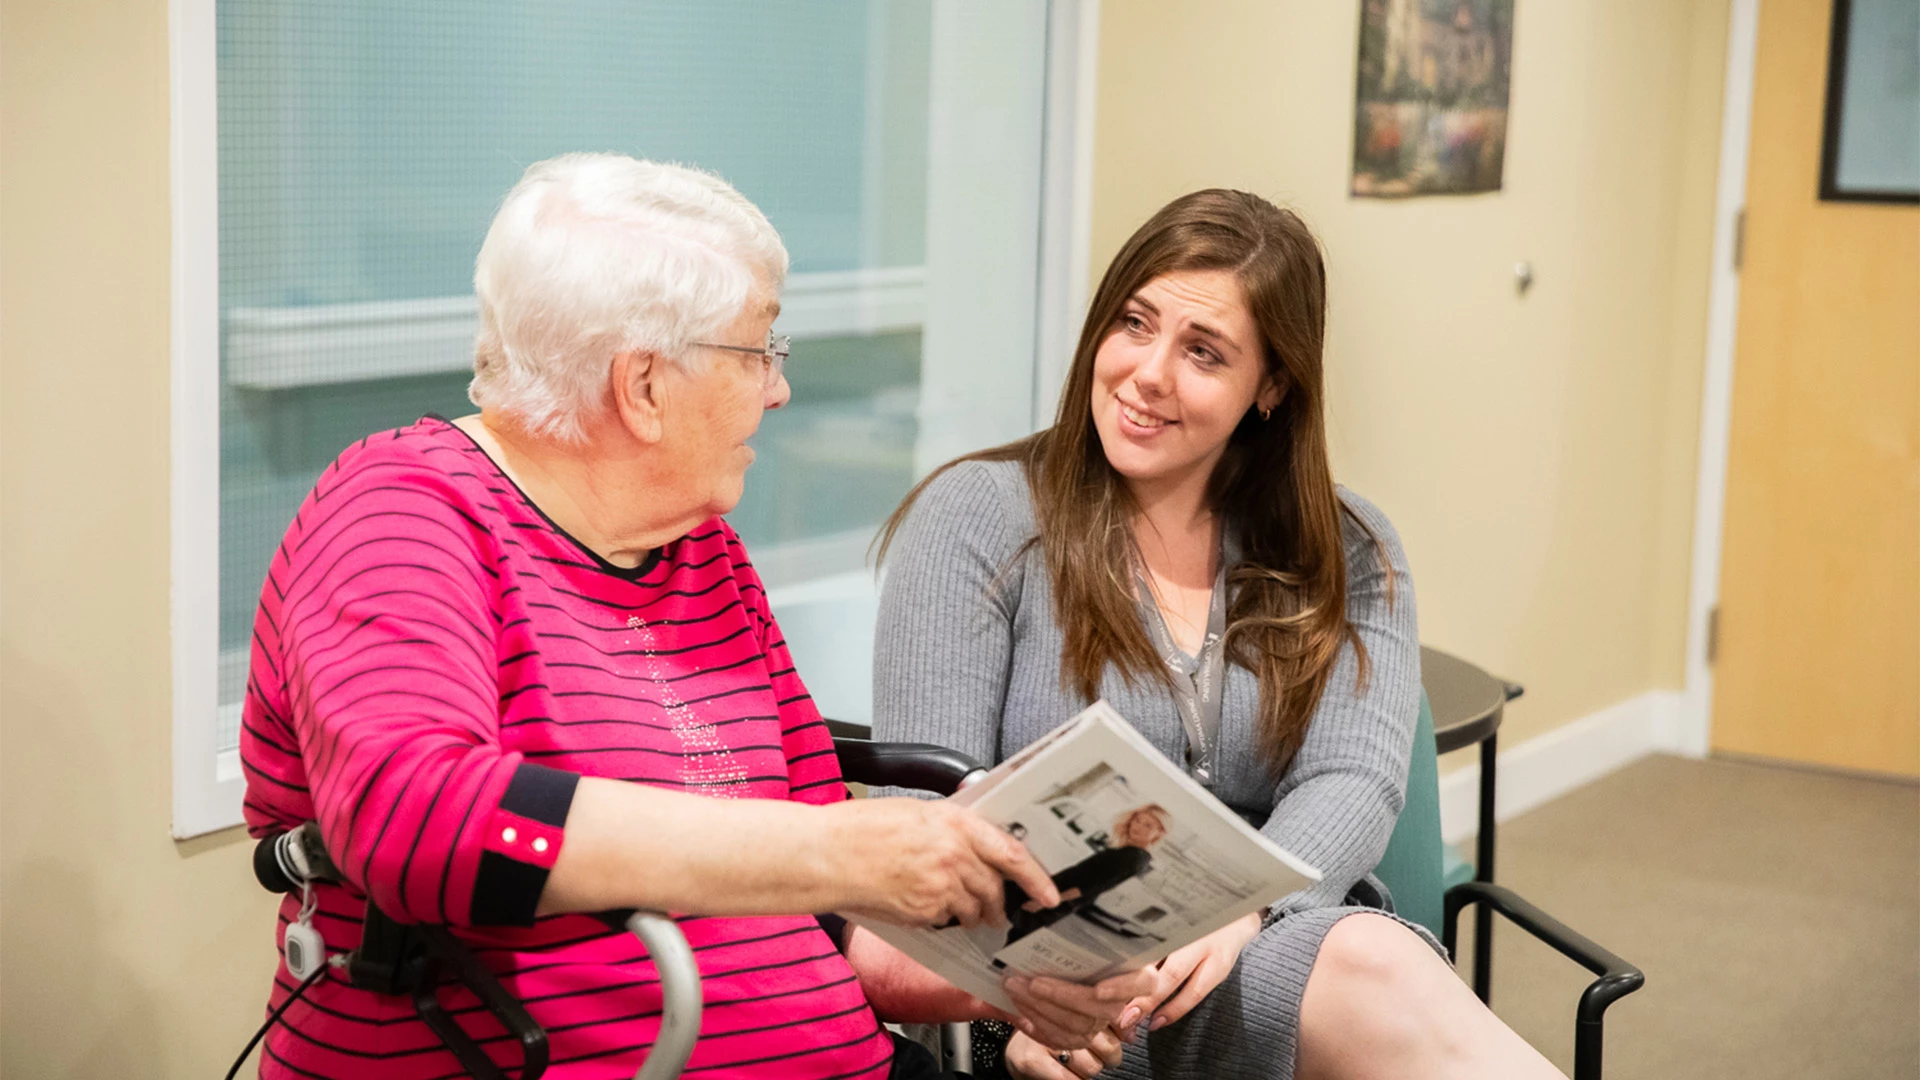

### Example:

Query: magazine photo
xmin=853 ymin=701 xmax=1321 ymax=1011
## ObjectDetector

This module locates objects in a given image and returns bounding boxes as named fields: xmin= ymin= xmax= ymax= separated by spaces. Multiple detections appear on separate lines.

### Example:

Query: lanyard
xmin=1135 ymin=557 xmax=1229 ymax=787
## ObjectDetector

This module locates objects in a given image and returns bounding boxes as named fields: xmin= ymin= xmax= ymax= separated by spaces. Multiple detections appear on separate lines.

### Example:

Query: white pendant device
xmin=284 ymin=920 xmax=326 ymax=981
xmin=284 ymin=877 xmax=328 ymax=981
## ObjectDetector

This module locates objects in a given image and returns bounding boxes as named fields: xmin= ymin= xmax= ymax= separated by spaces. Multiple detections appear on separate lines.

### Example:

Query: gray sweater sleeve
xmin=1262 ymin=494 xmax=1421 ymax=914
xmin=870 ymin=461 xmax=1030 ymax=779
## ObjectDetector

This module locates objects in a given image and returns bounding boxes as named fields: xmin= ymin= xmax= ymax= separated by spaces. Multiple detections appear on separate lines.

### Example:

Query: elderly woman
xmin=240 ymin=153 xmax=1147 ymax=1080
xmin=873 ymin=190 xmax=1565 ymax=1080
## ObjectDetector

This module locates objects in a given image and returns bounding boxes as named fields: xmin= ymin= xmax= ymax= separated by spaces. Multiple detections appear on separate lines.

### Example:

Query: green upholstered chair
xmin=1371 ymin=692 xmax=1644 ymax=1080
xmin=1371 ymin=694 xmax=1449 ymax=935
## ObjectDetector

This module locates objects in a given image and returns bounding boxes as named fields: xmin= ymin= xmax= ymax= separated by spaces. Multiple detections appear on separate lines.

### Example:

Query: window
xmin=170 ymin=0 xmax=1095 ymax=837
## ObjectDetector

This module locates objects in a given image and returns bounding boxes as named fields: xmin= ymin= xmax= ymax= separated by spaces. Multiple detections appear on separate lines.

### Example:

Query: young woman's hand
xmin=1117 ymin=912 xmax=1262 ymax=1038
xmin=1002 ymin=969 xmax=1156 ymax=1051
xmin=1004 ymin=1027 xmax=1125 ymax=1079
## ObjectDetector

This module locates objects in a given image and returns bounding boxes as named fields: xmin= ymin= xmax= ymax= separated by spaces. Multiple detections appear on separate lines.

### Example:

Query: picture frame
xmin=1351 ymin=0 xmax=1516 ymax=199
xmin=1817 ymin=0 xmax=1920 ymax=204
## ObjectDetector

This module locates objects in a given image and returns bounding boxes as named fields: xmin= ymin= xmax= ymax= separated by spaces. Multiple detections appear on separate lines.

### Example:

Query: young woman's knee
xmin=1298 ymin=914 xmax=1449 ymax=1078
xmin=1313 ymin=913 xmax=1434 ymax=998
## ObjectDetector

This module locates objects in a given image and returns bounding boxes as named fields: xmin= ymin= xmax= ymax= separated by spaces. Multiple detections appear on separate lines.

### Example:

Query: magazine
xmin=851 ymin=700 xmax=1321 ymax=1013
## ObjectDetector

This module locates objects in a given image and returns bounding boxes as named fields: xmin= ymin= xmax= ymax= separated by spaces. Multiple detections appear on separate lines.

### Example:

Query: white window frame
xmin=167 ymin=0 xmax=1100 ymax=838
xmin=170 ymin=0 xmax=231 ymax=839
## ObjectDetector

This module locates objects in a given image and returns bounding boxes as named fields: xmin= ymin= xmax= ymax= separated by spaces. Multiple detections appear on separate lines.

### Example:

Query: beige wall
xmin=1 ymin=2 xmax=284 ymax=1077
xmin=1091 ymin=0 xmax=1729 ymax=745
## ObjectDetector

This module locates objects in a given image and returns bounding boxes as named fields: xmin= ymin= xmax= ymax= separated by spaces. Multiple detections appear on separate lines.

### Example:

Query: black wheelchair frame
xmin=247 ymin=738 xmax=983 ymax=1080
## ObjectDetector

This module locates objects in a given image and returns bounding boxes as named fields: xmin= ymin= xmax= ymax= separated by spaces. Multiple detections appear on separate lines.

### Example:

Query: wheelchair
xmin=247 ymin=737 xmax=983 ymax=1080
xmin=250 ymin=724 xmax=1642 ymax=1080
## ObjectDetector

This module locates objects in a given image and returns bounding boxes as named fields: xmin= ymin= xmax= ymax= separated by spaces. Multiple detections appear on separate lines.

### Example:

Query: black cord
xmin=224 ymin=964 xmax=328 ymax=1080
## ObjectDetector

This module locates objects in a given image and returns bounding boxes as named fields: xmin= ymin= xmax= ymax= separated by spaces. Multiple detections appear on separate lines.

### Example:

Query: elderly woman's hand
xmin=1002 ymin=968 xmax=1156 ymax=1051
xmin=829 ymin=798 xmax=1060 ymax=929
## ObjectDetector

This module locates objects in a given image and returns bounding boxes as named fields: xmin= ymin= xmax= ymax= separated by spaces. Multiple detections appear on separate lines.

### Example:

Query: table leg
xmin=1473 ymin=731 xmax=1498 ymax=1004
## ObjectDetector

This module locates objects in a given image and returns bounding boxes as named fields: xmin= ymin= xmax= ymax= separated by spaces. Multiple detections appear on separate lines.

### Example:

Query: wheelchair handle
xmin=626 ymin=912 xmax=702 ymax=1080
xmin=254 ymin=822 xmax=337 ymax=893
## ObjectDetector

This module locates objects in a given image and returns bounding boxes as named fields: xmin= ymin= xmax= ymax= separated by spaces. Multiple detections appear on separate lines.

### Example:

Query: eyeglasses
xmin=693 ymin=331 xmax=791 ymax=389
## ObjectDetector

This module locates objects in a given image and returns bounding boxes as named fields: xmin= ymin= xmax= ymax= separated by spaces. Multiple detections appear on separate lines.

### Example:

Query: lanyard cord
xmin=1135 ymin=554 xmax=1230 ymax=785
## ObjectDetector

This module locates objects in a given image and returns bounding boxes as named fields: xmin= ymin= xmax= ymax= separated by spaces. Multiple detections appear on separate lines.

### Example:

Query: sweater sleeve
xmin=1260 ymin=492 xmax=1421 ymax=915
xmin=726 ymin=525 xmax=849 ymax=806
xmin=275 ymin=449 xmax=577 ymax=928
xmin=870 ymin=461 xmax=1031 ymax=790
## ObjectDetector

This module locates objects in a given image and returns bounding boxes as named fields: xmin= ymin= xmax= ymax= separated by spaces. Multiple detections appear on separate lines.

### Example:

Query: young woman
xmin=872 ymin=191 xmax=1562 ymax=1080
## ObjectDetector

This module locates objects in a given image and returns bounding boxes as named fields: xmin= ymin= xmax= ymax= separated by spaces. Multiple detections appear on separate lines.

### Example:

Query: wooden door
xmin=1712 ymin=0 xmax=1920 ymax=777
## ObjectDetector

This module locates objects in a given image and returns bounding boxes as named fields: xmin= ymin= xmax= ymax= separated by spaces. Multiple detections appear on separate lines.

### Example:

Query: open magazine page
xmin=852 ymin=701 xmax=1320 ymax=1013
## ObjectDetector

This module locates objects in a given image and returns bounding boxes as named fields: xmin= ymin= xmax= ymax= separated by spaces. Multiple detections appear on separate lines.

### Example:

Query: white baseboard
xmin=1666 ymin=683 xmax=1714 ymax=758
xmin=1438 ymin=689 xmax=1684 ymax=844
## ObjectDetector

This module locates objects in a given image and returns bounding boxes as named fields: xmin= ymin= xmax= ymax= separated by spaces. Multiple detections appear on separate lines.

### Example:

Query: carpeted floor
xmin=1450 ymin=754 xmax=1920 ymax=1079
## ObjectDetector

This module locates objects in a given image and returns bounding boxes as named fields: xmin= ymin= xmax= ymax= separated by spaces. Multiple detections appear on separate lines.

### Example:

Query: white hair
xmin=468 ymin=153 xmax=789 ymax=442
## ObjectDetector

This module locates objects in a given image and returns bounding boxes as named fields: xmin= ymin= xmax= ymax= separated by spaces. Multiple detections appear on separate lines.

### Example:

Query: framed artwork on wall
xmin=1818 ymin=0 xmax=1919 ymax=204
xmin=1351 ymin=0 xmax=1515 ymax=198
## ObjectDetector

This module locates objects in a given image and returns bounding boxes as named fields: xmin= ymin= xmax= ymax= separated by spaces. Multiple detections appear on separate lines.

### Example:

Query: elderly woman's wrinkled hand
xmin=1002 ymin=968 xmax=1156 ymax=1052
xmin=831 ymin=798 xmax=1059 ymax=930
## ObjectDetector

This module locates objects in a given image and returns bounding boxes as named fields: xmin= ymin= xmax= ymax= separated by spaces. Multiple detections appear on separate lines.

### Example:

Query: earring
xmin=1259 ymin=405 xmax=1273 ymax=422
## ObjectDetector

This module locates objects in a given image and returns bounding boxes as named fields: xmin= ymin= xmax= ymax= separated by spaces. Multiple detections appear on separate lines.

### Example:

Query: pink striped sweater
xmin=241 ymin=417 xmax=891 ymax=1079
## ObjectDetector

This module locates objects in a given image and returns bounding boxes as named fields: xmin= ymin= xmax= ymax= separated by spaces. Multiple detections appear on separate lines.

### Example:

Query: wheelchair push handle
xmin=254 ymin=821 xmax=337 ymax=894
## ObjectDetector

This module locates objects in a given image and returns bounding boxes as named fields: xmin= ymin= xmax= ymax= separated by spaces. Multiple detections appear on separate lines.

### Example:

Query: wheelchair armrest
xmin=1443 ymin=881 xmax=1644 ymax=1080
xmin=833 ymin=738 xmax=987 ymax=796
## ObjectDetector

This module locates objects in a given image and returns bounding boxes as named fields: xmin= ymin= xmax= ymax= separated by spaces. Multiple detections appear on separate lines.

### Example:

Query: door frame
xmin=1678 ymin=0 xmax=1762 ymax=758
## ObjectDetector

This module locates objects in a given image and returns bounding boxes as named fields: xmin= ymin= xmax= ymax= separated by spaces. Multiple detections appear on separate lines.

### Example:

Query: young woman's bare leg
xmin=1295 ymin=914 xmax=1564 ymax=1080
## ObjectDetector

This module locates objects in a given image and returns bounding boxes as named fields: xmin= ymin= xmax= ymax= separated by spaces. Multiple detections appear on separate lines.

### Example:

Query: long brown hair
xmin=878 ymin=189 xmax=1382 ymax=769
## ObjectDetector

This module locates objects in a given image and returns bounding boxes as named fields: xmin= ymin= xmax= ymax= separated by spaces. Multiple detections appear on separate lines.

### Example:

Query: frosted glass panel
xmin=214 ymin=0 xmax=1046 ymax=748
